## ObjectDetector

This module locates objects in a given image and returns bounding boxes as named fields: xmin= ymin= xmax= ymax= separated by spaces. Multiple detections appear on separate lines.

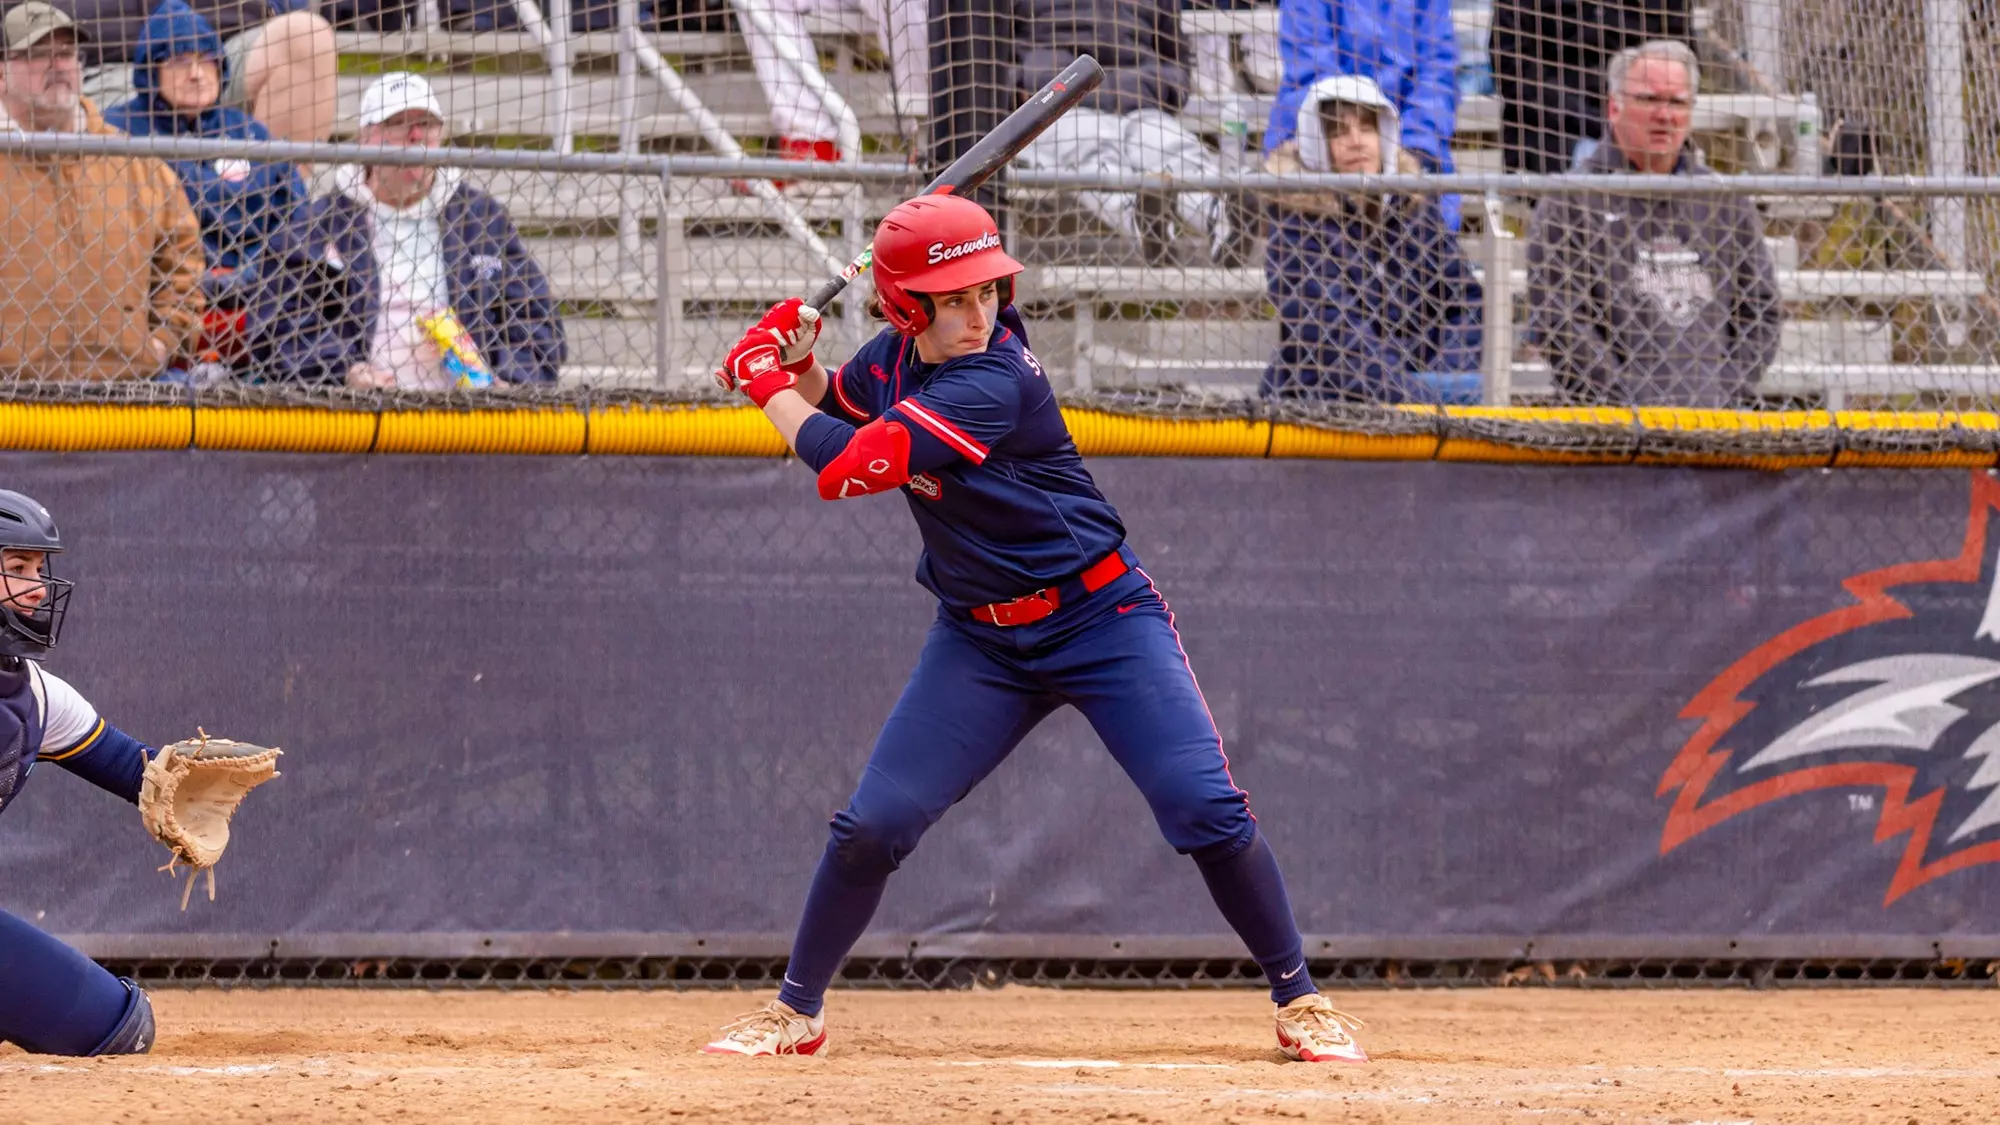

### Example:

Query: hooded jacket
xmin=1260 ymin=75 xmax=1481 ymax=401
xmin=1524 ymin=139 xmax=1782 ymax=406
xmin=56 ymin=0 xmax=306 ymax=67
xmin=0 ymin=97 xmax=206 ymax=381
xmin=1264 ymin=0 xmax=1459 ymax=227
xmin=249 ymin=165 xmax=566 ymax=385
xmin=102 ymin=0 xmax=305 ymax=272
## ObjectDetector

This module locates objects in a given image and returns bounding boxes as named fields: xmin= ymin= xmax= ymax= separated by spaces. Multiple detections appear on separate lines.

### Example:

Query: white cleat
xmin=1274 ymin=993 xmax=1368 ymax=1064
xmin=701 ymin=999 xmax=828 ymax=1057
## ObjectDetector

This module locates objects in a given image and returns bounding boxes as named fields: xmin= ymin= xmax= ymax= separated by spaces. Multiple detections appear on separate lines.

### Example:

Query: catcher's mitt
xmin=139 ymin=729 xmax=282 ymax=909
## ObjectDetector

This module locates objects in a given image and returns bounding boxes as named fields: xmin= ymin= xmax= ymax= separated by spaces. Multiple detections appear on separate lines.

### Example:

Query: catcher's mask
xmin=0 ymin=489 xmax=72 ymax=660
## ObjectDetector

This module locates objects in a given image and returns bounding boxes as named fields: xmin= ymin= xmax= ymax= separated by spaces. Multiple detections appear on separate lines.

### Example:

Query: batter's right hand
xmin=753 ymin=298 xmax=820 ymax=372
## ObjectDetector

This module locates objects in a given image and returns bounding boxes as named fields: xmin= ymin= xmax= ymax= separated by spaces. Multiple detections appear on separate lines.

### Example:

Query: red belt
xmin=969 ymin=550 xmax=1130 ymax=627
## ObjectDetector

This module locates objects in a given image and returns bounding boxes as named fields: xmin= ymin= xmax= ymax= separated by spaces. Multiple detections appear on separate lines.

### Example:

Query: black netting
xmin=92 ymin=954 xmax=2000 ymax=989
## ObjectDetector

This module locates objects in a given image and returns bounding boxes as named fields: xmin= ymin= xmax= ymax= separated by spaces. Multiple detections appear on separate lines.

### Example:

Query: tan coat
xmin=0 ymin=97 xmax=205 ymax=381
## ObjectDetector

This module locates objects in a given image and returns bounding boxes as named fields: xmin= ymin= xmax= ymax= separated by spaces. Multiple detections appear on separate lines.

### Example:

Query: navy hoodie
xmin=102 ymin=0 xmax=305 ymax=272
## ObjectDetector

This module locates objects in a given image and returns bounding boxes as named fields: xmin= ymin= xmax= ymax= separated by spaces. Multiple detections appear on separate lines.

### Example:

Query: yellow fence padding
xmin=0 ymin=401 xmax=1996 ymax=468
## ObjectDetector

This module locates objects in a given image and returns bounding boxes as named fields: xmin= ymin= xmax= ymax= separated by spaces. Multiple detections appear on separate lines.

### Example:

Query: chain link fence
xmin=0 ymin=0 xmax=1995 ymax=460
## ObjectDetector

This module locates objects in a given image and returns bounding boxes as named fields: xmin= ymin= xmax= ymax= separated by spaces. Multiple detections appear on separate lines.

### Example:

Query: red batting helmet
xmin=870 ymin=194 xmax=1024 ymax=335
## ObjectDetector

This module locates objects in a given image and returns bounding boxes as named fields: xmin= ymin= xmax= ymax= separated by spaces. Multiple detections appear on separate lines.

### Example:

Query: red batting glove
xmin=754 ymin=297 xmax=822 ymax=374
xmin=719 ymin=330 xmax=797 ymax=408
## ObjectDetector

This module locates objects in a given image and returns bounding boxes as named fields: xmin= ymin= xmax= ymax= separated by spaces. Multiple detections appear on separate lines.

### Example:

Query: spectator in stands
xmin=1525 ymin=41 xmax=1780 ymax=406
xmin=1264 ymin=0 xmax=1461 ymax=228
xmin=738 ymin=0 xmax=926 ymax=176
xmin=1489 ymin=0 xmax=1690 ymax=175
xmin=63 ymin=0 xmax=336 ymax=145
xmin=1260 ymin=74 xmax=1481 ymax=402
xmin=1012 ymin=0 xmax=1252 ymax=266
xmin=1 ymin=2 xmax=205 ymax=381
xmin=250 ymin=72 xmax=566 ymax=388
xmin=103 ymin=0 xmax=304 ymax=375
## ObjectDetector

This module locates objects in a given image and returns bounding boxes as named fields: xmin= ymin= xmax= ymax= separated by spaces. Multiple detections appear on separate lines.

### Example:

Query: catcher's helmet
xmin=0 ymin=489 xmax=71 ymax=659
xmin=871 ymin=194 xmax=1024 ymax=335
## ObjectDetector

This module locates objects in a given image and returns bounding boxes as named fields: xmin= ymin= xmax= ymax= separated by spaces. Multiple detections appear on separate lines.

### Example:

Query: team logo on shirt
xmin=908 ymin=473 xmax=943 ymax=500
xmin=1633 ymin=239 xmax=1715 ymax=328
xmin=1660 ymin=473 xmax=2000 ymax=904
xmin=926 ymin=231 xmax=1002 ymax=266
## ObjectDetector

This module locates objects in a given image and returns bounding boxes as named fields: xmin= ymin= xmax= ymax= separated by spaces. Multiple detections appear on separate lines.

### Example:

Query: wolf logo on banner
xmin=1661 ymin=472 xmax=2000 ymax=904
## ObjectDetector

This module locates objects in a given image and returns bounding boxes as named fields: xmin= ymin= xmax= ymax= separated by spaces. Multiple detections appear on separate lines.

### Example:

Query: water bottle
xmin=1219 ymin=95 xmax=1251 ymax=175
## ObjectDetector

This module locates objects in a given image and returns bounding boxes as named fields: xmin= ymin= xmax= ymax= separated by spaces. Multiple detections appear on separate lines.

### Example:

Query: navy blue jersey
xmin=795 ymin=309 xmax=1127 ymax=609
xmin=0 ymin=658 xmax=151 ymax=815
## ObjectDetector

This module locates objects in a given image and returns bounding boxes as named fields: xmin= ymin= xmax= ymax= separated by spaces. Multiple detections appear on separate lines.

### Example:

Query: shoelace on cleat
xmin=715 ymin=1005 xmax=803 ymax=1046
xmin=1286 ymin=1000 xmax=1366 ymax=1041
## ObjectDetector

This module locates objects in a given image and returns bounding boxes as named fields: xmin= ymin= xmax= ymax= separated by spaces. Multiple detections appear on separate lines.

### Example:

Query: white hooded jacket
xmin=1292 ymin=73 xmax=1401 ymax=177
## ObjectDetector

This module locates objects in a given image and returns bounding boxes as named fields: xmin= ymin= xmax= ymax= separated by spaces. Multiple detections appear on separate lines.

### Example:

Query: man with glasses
xmin=250 ymin=71 xmax=566 ymax=388
xmin=1524 ymin=40 xmax=1782 ymax=407
xmin=0 ymin=1 xmax=205 ymax=381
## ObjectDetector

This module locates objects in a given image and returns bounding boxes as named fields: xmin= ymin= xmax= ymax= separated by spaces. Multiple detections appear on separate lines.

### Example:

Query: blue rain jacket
xmin=102 ymin=0 xmax=306 ymax=272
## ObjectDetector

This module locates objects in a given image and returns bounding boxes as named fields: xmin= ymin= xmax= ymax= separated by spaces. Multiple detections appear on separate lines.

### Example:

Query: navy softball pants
xmin=0 ymin=908 xmax=154 ymax=1055
xmin=776 ymin=564 xmax=1316 ymax=1015
xmin=829 ymin=565 xmax=1253 ymax=879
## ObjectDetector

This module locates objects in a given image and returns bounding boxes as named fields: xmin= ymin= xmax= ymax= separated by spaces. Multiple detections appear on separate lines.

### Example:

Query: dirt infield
xmin=3 ymin=989 xmax=1994 ymax=1123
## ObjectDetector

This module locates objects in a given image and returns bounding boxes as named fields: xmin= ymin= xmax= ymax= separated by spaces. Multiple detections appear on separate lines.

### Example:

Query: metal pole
xmin=1925 ymin=0 xmax=1968 ymax=271
xmin=616 ymin=0 xmax=642 ymax=270
xmin=627 ymin=37 xmax=846 ymax=275
xmin=657 ymin=164 xmax=675 ymax=389
xmin=1479 ymin=191 xmax=1514 ymax=406
xmin=547 ymin=0 xmax=575 ymax=155
xmin=1742 ymin=0 xmax=1783 ymax=99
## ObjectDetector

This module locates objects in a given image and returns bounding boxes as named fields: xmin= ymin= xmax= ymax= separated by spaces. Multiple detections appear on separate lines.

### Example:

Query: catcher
xmin=0 ymin=489 xmax=280 ymax=1057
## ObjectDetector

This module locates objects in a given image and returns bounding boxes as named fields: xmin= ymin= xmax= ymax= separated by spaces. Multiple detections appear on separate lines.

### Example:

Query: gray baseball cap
xmin=3 ymin=2 xmax=87 ymax=53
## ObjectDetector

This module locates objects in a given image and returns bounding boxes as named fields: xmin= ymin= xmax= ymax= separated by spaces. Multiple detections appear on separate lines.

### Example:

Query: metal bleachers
xmin=325 ymin=6 xmax=1994 ymax=404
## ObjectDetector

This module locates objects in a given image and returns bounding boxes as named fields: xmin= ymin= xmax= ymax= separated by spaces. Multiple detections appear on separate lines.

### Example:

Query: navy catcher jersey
xmin=797 ymin=308 xmax=1127 ymax=609
xmin=0 ymin=659 xmax=108 ymax=816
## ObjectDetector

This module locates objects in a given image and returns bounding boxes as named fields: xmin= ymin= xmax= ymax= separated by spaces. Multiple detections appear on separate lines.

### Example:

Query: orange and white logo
xmin=1663 ymin=472 xmax=2000 ymax=904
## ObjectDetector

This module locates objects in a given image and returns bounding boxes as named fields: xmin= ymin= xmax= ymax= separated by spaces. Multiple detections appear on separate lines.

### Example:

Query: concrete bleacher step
xmin=534 ymin=233 xmax=846 ymax=294
xmin=333 ymin=10 xmax=888 ymax=61
xmin=1029 ymin=265 xmax=1989 ymax=304
xmin=336 ymin=29 xmax=739 ymax=59
xmin=330 ymin=70 xmax=921 ymax=140
xmin=464 ymin=169 xmax=913 ymax=225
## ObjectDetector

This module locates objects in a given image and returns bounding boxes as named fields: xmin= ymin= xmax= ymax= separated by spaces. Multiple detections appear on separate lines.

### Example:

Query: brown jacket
xmin=0 ymin=97 xmax=205 ymax=381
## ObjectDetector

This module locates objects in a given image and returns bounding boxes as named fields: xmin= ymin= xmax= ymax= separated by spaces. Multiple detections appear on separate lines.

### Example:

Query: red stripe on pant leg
xmin=1135 ymin=567 xmax=1252 ymax=819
